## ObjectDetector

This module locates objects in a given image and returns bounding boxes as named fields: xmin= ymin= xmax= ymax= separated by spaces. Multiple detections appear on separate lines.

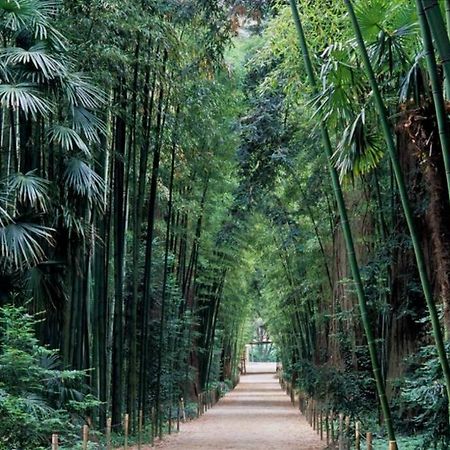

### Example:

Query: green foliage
xmin=0 ymin=306 xmax=99 ymax=450
xmin=395 ymin=344 xmax=450 ymax=448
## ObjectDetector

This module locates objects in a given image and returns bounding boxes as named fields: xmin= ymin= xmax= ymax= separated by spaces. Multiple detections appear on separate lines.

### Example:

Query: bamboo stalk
xmin=344 ymin=0 xmax=450 ymax=432
xmin=415 ymin=0 xmax=450 ymax=206
xmin=320 ymin=408 xmax=323 ymax=440
xmin=159 ymin=406 xmax=163 ymax=440
xmin=421 ymin=0 xmax=450 ymax=96
xmin=151 ymin=407 xmax=155 ymax=447
xmin=288 ymin=0 xmax=396 ymax=442
xmin=138 ymin=409 xmax=143 ymax=450
xmin=168 ymin=406 xmax=172 ymax=434
xmin=345 ymin=416 xmax=350 ymax=449
xmin=313 ymin=401 xmax=316 ymax=430
xmin=330 ymin=411 xmax=335 ymax=443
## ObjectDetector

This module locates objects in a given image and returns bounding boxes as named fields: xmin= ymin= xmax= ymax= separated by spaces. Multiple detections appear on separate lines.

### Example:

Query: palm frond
xmin=1 ymin=43 xmax=66 ymax=79
xmin=333 ymin=108 xmax=384 ymax=180
xmin=47 ymin=124 xmax=90 ymax=156
xmin=64 ymin=158 xmax=105 ymax=205
xmin=0 ymin=0 xmax=61 ymax=41
xmin=71 ymin=106 xmax=106 ymax=143
xmin=8 ymin=170 xmax=49 ymax=212
xmin=62 ymin=73 xmax=106 ymax=109
xmin=0 ymin=83 xmax=53 ymax=118
xmin=400 ymin=53 xmax=428 ymax=104
xmin=313 ymin=43 xmax=365 ymax=126
xmin=0 ymin=191 xmax=12 ymax=227
xmin=0 ymin=222 xmax=54 ymax=268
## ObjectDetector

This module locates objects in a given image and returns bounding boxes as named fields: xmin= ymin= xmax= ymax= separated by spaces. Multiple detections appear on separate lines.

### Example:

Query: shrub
xmin=0 ymin=306 xmax=99 ymax=449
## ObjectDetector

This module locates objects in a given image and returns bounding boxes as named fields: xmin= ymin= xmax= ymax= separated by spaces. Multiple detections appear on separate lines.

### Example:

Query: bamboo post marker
xmin=124 ymin=413 xmax=129 ymax=450
xmin=82 ymin=424 xmax=89 ymax=450
xmin=181 ymin=397 xmax=186 ymax=422
xmin=355 ymin=421 xmax=360 ymax=450
xmin=51 ymin=434 xmax=58 ymax=450
xmin=366 ymin=432 xmax=373 ymax=450
xmin=106 ymin=418 xmax=112 ymax=450
xmin=345 ymin=415 xmax=350 ymax=447
xmin=338 ymin=413 xmax=344 ymax=450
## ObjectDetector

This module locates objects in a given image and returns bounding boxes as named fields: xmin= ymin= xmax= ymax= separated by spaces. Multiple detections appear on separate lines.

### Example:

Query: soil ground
xmin=135 ymin=362 xmax=325 ymax=449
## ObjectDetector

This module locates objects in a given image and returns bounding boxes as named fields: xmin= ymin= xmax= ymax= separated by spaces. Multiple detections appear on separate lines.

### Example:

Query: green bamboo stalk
xmin=288 ymin=0 xmax=396 ymax=444
xmin=446 ymin=0 xmax=450 ymax=42
xmin=344 ymin=0 xmax=450 ymax=427
xmin=415 ymin=1 xmax=450 ymax=213
xmin=421 ymin=0 xmax=450 ymax=97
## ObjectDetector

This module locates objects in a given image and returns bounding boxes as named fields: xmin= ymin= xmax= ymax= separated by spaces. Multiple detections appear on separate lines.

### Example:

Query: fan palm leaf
xmin=8 ymin=171 xmax=49 ymax=212
xmin=313 ymin=43 xmax=365 ymax=127
xmin=0 ymin=83 xmax=53 ymax=118
xmin=1 ymin=43 xmax=66 ymax=79
xmin=0 ymin=222 xmax=53 ymax=268
xmin=71 ymin=106 xmax=106 ymax=144
xmin=63 ymin=158 xmax=105 ymax=206
xmin=62 ymin=73 xmax=106 ymax=109
xmin=47 ymin=125 xmax=90 ymax=156
xmin=333 ymin=108 xmax=384 ymax=180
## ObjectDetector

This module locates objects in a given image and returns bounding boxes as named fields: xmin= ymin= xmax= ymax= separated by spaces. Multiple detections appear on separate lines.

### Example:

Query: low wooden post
xmin=355 ymin=421 xmax=360 ymax=450
xmin=106 ymin=418 xmax=112 ymax=450
xmin=124 ymin=413 xmax=129 ymax=450
xmin=82 ymin=425 xmax=89 ymax=450
xmin=138 ymin=409 xmax=143 ymax=450
xmin=338 ymin=413 xmax=344 ymax=450
xmin=51 ymin=434 xmax=58 ymax=450
xmin=366 ymin=432 xmax=373 ymax=450
xmin=181 ymin=397 xmax=186 ymax=422
xmin=389 ymin=442 xmax=397 ymax=450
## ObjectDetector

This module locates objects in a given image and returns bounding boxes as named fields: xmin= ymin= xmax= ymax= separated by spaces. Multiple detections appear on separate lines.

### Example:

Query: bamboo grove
xmin=4 ymin=0 xmax=450 ymax=448
xmin=0 ymin=0 xmax=249 ymax=446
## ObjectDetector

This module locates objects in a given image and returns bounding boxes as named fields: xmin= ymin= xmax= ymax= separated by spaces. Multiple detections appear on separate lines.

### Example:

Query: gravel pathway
xmin=137 ymin=363 xmax=326 ymax=449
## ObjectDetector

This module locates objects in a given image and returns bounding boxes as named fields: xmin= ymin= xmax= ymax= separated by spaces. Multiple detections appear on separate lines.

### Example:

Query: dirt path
xmin=142 ymin=363 xmax=325 ymax=449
